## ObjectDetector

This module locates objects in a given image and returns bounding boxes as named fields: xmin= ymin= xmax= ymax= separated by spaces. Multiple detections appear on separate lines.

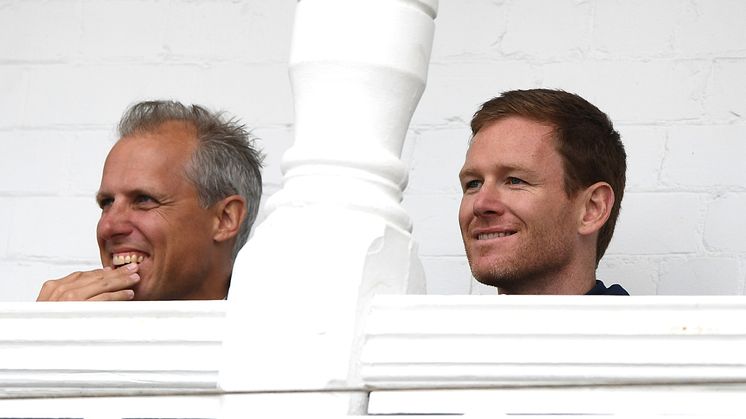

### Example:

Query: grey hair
xmin=117 ymin=100 xmax=264 ymax=260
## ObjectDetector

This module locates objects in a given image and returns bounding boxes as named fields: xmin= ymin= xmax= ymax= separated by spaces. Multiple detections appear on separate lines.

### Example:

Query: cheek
xmin=136 ymin=218 xmax=165 ymax=241
xmin=125 ymin=213 xmax=169 ymax=247
xmin=530 ymin=197 xmax=572 ymax=225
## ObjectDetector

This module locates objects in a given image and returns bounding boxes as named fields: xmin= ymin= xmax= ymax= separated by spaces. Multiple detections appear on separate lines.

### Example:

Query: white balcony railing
xmin=364 ymin=296 xmax=746 ymax=416
xmin=3 ymin=297 xmax=746 ymax=417
xmin=0 ymin=301 xmax=225 ymax=417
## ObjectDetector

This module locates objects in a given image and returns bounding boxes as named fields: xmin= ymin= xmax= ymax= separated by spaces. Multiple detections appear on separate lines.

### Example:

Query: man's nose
xmin=97 ymin=202 xmax=134 ymax=239
xmin=472 ymin=185 xmax=506 ymax=217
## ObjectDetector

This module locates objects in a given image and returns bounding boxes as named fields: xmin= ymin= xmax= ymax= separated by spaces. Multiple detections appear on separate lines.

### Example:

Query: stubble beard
xmin=466 ymin=224 xmax=574 ymax=294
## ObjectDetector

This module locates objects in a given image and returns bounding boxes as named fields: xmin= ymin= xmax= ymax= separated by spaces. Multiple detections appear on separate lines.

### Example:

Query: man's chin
xmin=471 ymin=263 xmax=519 ymax=289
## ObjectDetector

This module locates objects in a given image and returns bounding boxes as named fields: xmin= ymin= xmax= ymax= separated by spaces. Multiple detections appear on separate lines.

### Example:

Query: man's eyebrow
xmin=506 ymin=164 xmax=540 ymax=177
xmin=458 ymin=166 xmax=478 ymax=180
xmin=459 ymin=164 xmax=541 ymax=179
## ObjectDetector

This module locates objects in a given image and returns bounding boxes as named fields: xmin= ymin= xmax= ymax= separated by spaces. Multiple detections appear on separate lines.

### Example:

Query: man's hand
xmin=36 ymin=263 xmax=141 ymax=301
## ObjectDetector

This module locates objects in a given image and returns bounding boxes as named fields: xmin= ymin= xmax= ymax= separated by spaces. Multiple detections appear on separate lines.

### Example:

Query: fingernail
xmin=103 ymin=266 xmax=113 ymax=272
xmin=125 ymin=290 xmax=135 ymax=299
xmin=129 ymin=273 xmax=140 ymax=281
xmin=126 ymin=263 xmax=138 ymax=271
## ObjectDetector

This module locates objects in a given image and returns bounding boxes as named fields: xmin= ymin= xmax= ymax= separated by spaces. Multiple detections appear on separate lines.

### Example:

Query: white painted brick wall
xmin=1 ymin=0 xmax=744 ymax=299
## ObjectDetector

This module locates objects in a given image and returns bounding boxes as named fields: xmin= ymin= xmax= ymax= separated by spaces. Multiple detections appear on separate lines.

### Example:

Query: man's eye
xmin=506 ymin=177 xmax=526 ymax=186
xmin=463 ymin=179 xmax=482 ymax=191
xmin=135 ymin=195 xmax=157 ymax=206
xmin=97 ymin=198 xmax=113 ymax=209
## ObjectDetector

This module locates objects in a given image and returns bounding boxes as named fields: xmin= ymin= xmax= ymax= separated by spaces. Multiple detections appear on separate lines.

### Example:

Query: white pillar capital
xmin=266 ymin=0 xmax=437 ymax=232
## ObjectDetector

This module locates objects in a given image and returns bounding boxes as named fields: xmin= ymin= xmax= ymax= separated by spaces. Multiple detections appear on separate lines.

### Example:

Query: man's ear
xmin=578 ymin=182 xmax=614 ymax=236
xmin=212 ymin=195 xmax=247 ymax=243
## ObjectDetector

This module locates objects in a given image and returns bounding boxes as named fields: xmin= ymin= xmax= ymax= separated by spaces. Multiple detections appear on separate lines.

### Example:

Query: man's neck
xmin=180 ymin=271 xmax=230 ymax=300
xmin=497 ymin=265 xmax=597 ymax=295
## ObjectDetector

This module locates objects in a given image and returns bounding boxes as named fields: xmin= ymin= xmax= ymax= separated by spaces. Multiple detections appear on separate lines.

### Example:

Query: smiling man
xmin=37 ymin=101 xmax=263 ymax=301
xmin=459 ymin=89 xmax=628 ymax=295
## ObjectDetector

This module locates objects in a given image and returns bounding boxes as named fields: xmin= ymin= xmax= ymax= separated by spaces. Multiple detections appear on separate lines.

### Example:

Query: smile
xmin=112 ymin=252 xmax=147 ymax=266
xmin=477 ymin=231 xmax=516 ymax=240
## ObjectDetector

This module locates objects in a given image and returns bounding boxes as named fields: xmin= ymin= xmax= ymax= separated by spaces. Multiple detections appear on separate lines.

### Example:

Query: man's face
xmin=96 ymin=121 xmax=222 ymax=300
xmin=458 ymin=116 xmax=584 ymax=293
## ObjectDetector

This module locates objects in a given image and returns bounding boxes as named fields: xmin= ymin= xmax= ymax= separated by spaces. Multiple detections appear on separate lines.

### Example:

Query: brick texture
xmin=1 ymin=0 xmax=744 ymax=299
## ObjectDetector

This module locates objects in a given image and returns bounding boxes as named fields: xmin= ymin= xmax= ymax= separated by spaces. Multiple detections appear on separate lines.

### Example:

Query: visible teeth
xmin=478 ymin=232 xmax=514 ymax=240
xmin=113 ymin=253 xmax=145 ymax=266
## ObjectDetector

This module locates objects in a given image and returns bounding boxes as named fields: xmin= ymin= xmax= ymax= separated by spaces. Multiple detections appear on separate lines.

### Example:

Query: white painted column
xmin=220 ymin=0 xmax=437 ymax=414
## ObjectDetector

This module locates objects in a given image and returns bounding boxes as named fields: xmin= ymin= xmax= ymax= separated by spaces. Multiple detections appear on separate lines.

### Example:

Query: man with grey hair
xmin=37 ymin=100 xmax=263 ymax=301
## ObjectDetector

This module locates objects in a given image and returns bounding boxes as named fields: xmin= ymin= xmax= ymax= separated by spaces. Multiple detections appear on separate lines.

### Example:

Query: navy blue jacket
xmin=586 ymin=280 xmax=629 ymax=295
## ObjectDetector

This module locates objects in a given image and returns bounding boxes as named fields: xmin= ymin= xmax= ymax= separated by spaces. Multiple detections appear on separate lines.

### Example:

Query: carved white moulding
xmin=364 ymin=295 xmax=746 ymax=415
xmin=0 ymin=301 xmax=225 ymax=398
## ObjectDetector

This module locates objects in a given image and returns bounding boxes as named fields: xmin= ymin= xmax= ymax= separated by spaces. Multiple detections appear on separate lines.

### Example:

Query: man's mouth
xmin=112 ymin=252 xmax=147 ymax=266
xmin=477 ymin=231 xmax=516 ymax=240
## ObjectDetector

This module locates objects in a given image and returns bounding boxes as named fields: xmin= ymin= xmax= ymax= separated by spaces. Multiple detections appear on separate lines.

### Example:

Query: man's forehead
xmin=109 ymin=122 xmax=198 ymax=163
xmin=99 ymin=125 xmax=197 ymax=192
xmin=461 ymin=120 xmax=562 ymax=175
xmin=459 ymin=156 xmax=540 ymax=179
xmin=472 ymin=116 xmax=555 ymax=143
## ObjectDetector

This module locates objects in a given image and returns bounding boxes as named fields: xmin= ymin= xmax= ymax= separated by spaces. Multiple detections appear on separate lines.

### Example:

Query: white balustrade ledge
xmin=1 ymin=296 xmax=746 ymax=417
